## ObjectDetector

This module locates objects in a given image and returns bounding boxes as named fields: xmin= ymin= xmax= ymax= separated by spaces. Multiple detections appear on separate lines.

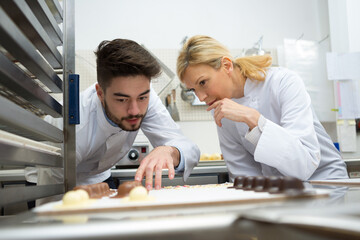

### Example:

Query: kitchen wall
xmin=74 ymin=0 xmax=329 ymax=50
xmin=73 ymin=0 xmax=358 ymax=156
xmin=328 ymin=0 xmax=360 ymax=159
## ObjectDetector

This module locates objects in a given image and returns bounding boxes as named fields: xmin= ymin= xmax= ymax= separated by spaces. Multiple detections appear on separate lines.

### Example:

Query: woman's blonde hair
xmin=177 ymin=35 xmax=272 ymax=81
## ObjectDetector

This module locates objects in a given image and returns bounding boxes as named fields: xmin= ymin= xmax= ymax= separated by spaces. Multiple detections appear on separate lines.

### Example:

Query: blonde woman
xmin=177 ymin=35 xmax=348 ymax=181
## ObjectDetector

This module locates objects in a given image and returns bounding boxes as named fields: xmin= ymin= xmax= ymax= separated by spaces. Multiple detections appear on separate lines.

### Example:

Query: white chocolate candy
xmin=129 ymin=186 xmax=148 ymax=201
xmin=201 ymin=153 xmax=222 ymax=161
xmin=200 ymin=154 xmax=210 ymax=161
xmin=62 ymin=189 xmax=89 ymax=206
xmin=76 ymin=189 xmax=90 ymax=201
xmin=210 ymin=153 xmax=222 ymax=160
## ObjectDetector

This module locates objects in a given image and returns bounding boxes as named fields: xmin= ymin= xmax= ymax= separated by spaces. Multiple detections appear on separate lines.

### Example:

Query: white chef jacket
xmin=217 ymin=67 xmax=348 ymax=182
xmin=36 ymin=83 xmax=200 ymax=186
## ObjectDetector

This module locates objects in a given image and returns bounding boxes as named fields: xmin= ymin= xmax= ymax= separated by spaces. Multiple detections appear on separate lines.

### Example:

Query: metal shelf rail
xmin=0 ymin=0 xmax=76 ymax=208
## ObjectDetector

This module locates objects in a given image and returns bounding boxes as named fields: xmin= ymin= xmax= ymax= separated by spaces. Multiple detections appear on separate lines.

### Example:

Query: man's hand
xmin=135 ymin=146 xmax=180 ymax=190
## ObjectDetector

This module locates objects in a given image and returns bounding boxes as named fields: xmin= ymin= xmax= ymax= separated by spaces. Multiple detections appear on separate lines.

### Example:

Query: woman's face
xmin=182 ymin=63 xmax=234 ymax=106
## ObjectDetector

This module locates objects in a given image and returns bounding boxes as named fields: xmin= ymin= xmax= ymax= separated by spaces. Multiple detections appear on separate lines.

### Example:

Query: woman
xmin=177 ymin=35 xmax=348 ymax=181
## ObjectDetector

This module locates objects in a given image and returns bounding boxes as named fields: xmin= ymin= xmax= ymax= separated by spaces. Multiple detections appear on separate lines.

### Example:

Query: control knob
xmin=128 ymin=149 xmax=139 ymax=161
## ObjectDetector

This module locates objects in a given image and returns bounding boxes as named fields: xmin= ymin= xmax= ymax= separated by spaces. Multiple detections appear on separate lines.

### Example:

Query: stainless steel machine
xmin=115 ymin=142 xmax=149 ymax=168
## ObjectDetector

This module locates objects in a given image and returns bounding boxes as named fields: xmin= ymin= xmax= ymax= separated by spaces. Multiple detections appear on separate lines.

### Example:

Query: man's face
xmin=96 ymin=75 xmax=150 ymax=131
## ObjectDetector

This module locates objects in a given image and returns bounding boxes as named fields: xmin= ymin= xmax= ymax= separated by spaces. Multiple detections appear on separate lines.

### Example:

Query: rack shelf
xmin=0 ymin=0 xmax=76 ymax=210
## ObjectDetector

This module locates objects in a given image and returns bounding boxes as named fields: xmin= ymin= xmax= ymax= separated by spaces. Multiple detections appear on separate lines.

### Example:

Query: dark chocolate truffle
xmin=116 ymin=181 xmax=142 ymax=198
xmin=74 ymin=182 xmax=111 ymax=198
xmin=232 ymin=176 xmax=246 ymax=189
xmin=278 ymin=176 xmax=304 ymax=193
xmin=243 ymin=176 xmax=256 ymax=190
xmin=253 ymin=176 xmax=267 ymax=192
xmin=264 ymin=176 xmax=283 ymax=193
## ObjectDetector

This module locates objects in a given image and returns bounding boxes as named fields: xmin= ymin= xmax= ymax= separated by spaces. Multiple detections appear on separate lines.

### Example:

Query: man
xmin=29 ymin=39 xmax=200 ymax=192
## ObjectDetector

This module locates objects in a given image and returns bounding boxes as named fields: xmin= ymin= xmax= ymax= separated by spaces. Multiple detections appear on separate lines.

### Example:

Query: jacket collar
xmin=95 ymin=94 xmax=122 ymax=134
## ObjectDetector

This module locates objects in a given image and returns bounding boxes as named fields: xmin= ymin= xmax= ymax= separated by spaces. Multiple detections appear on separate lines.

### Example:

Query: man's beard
xmin=104 ymin=100 xmax=145 ymax=131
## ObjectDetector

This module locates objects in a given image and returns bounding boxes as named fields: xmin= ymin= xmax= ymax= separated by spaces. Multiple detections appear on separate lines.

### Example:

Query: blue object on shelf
xmin=334 ymin=142 xmax=340 ymax=151
xmin=68 ymin=74 xmax=80 ymax=124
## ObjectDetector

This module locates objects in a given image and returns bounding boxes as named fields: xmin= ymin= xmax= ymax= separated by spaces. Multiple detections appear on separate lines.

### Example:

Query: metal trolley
xmin=0 ymin=0 xmax=77 ymax=212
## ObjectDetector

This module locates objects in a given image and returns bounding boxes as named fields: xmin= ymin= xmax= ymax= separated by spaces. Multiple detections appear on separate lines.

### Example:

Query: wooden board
xmin=34 ymin=183 xmax=329 ymax=215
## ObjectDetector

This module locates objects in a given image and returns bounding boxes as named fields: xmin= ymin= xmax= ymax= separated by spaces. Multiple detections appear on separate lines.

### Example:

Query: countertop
xmin=0 ymin=163 xmax=229 ymax=182
xmin=1 ymin=157 xmax=359 ymax=181
xmin=0 ymin=182 xmax=360 ymax=240
xmin=112 ymin=162 xmax=228 ymax=178
xmin=1 ymin=160 xmax=360 ymax=239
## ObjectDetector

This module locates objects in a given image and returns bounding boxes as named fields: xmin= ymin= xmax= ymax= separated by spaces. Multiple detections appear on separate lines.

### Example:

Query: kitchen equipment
xmin=166 ymin=94 xmax=172 ymax=116
xmin=179 ymin=83 xmax=206 ymax=106
xmin=115 ymin=143 xmax=149 ymax=167
xmin=180 ymin=83 xmax=195 ymax=102
xmin=171 ymin=89 xmax=180 ymax=121
xmin=244 ymin=35 xmax=265 ymax=56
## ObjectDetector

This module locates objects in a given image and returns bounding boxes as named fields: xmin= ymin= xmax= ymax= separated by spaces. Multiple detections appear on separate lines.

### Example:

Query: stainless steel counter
xmin=0 ymin=163 xmax=228 ymax=182
xmin=1 ymin=158 xmax=359 ymax=182
xmin=1 ymin=183 xmax=360 ymax=239
xmin=1 ymin=161 xmax=360 ymax=239
xmin=112 ymin=164 xmax=229 ymax=186
xmin=111 ymin=165 xmax=228 ymax=177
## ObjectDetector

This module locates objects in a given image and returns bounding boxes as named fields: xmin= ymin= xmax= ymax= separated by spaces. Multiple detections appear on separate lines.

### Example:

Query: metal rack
xmin=0 ymin=0 xmax=76 ymax=208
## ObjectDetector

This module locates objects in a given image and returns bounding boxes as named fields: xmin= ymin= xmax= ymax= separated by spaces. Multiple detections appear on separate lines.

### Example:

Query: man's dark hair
xmin=95 ymin=39 xmax=161 ymax=90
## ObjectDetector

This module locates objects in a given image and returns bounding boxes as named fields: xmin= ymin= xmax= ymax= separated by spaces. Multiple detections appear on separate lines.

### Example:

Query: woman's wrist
xmin=246 ymin=110 xmax=260 ymax=130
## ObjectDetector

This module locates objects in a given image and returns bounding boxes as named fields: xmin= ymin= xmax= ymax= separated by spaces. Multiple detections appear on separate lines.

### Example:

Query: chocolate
xmin=116 ymin=181 xmax=142 ymax=198
xmin=277 ymin=176 xmax=304 ymax=193
xmin=264 ymin=176 xmax=284 ymax=193
xmin=233 ymin=176 xmax=305 ymax=194
xmin=243 ymin=176 xmax=256 ymax=190
xmin=253 ymin=176 xmax=267 ymax=192
xmin=232 ymin=176 xmax=246 ymax=189
xmin=74 ymin=182 xmax=112 ymax=199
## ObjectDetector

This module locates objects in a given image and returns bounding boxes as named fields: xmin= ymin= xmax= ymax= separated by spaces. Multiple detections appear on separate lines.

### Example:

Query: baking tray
xmin=34 ymin=183 xmax=329 ymax=215
xmin=309 ymin=178 xmax=360 ymax=186
xmin=198 ymin=160 xmax=226 ymax=166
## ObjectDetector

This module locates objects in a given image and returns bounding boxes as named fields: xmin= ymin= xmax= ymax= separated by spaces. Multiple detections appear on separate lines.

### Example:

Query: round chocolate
xmin=278 ymin=176 xmax=304 ymax=192
xmin=233 ymin=176 xmax=246 ymax=189
xmin=253 ymin=176 xmax=267 ymax=192
xmin=243 ymin=176 xmax=256 ymax=190
xmin=117 ymin=181 xmax=142 ymax=198
xmin=74 ymin=182 xmax=110 ymax=198
xmin=264 ymin=176 xmax=283 ymax=194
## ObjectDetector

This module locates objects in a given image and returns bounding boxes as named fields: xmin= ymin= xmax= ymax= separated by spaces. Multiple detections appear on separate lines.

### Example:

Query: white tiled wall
xmin=75 ymin=50 xmax=97 ymax=92
xmin=75 ymin=49 xmax=214 ymax=121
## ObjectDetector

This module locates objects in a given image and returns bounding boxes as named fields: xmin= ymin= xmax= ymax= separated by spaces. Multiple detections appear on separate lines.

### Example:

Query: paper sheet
xmin=336 ymin=80 xmax=360 ymax=119
xmin=326 ymin=52 xmax=360 ymax=80
xmin=283 ymin=38 xmax=335 ymax=122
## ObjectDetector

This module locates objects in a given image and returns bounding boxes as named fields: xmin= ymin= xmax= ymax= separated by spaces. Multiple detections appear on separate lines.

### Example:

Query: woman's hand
xmin=207 ymin=98 xmax=260 ymax=129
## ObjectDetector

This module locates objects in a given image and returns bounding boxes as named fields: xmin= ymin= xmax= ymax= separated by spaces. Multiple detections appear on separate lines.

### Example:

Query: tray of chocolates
xmin=34 ymin=177 xmax=329 ymax=215
xmin=230 ymin=176 xmax=307 ymax=195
